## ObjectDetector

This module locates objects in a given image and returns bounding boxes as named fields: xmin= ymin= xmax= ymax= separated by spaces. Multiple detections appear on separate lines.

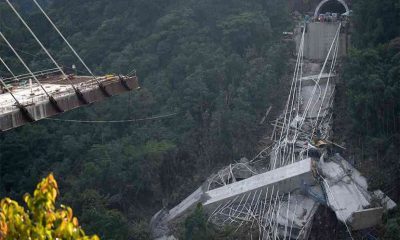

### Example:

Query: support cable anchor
xmin=16 ymin=104 xmax=35 ymax=122
xmin=119 ymin=75 xmax=132 ymax=91
xmin=49 ymin=96 xmax=64 ymax=113
xmin=74 ymin=88 xmax=90 ymax=105
xmin=98 ymin=82 xmax=112 ymax=97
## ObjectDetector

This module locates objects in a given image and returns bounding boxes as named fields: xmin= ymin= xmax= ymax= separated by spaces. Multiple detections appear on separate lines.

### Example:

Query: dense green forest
xmin=337 ymin=0 xmax=400 ymax=238
xmin=0 ymin=0 xmax=291 ymax=239
xmin=1 ymin=0 xmax=399 ymax=239
xmin=342 ymin=0 xmax=400 ymax=201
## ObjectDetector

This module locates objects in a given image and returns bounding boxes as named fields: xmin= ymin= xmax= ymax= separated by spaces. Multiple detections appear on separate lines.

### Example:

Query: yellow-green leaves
xmin=0 ymin=173 xmax=99 ymax=240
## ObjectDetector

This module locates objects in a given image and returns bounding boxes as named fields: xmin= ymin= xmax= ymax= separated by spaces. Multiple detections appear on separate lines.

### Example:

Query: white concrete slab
xmin=349 ymin=207 xmax=383 ymax=230
xmin=296 ymin=22 xmax=348 ymax=60
xmin=165 ymin=187 xmax=204 ymax=222
xmin=203 ymin=159 xmax=315 ymax=210
xmin=320 ymin=159 xmax=372 ymax=224
xmin=276 ymin=194 xmax=319 ymax=230
xmin=301 ymin=83 xmax=334 ymax=118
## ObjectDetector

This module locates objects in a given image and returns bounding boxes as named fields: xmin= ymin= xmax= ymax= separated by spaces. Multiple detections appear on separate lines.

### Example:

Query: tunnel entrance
xmin=314 ymin=0 xmax=349 ymax=17
xmin=319 ymin=1 xmax=346 ymax=14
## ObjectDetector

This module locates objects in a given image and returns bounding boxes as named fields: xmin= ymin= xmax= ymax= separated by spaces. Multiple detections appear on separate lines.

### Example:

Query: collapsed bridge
xmin=151 ymin=2 xmax=396 ymax=239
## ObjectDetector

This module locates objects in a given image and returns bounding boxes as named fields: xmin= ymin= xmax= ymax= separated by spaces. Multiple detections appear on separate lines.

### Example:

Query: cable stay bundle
xmin=4 ymin=0 xmax=89 ymax=105
xmin=256 ymin=22 xmax=342 ymax=173
xmin=0 ymin=0 xmax=107 ymax=103
xmin=271 ymin=24 xmax=306 ymax=169
xmin=0 ymin=0 xmax=140 ymax=131
xmin=44 ymin=112 xmax=179 ymax=124
xmin=229 ymin=23 xmax=352 ymax=239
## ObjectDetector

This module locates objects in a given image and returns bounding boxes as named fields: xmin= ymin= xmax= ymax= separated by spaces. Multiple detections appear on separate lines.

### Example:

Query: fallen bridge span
xmin=151 ymin=8 xmax=396 ymax=240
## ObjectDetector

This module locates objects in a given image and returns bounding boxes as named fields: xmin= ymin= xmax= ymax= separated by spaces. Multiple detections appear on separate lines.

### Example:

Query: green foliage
xmin=383 ymin=209 xmax=400 ymax=240
xmin=0 ymin=0 xmax=291 ymax=239
xmin=182 ymin=205 xmax=256 ymax=240
xmin=352 ymin=0 xmax=400 ymax=48
xmin=342 ymin=0 xmax=400 ymax=237
xmin=184 ymin=204 xmax=215 ymax=240
xmin=0 ymin=174 xmax=99 ymax=240
xmin=344 ymin=42 xmax=400 ymax=139
xmin=385 ymin=219 xmax=400 ymax=240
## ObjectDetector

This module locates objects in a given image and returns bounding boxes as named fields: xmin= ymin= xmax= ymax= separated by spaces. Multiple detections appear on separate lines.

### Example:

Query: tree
xmin=184 ymin=204 xmax=215 ymax=240
xmin=0 ymin=0 xmax=291 ymax=238
xmin=0 ymin=174 xmax=99 ymax=240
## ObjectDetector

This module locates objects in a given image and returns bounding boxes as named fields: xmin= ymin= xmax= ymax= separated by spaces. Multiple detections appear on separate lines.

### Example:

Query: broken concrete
xmin=372 ymin=190 xmax=397 ymax=211
xmin=151 ymin=15 xmax=396 ymax=240
xmin=275 ymin=193 xmax=320 ymax=238
xmin=349 ymin=208 xmax=384 ymax=230
xmin=318 ymin=153 xmax=395 ymax=230
xmin=203 ymin=158 xmax=314 ymax=211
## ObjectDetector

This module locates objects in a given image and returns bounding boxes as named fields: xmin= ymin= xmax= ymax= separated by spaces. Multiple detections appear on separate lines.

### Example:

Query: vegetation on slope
xmin=342 ymin=0 xmax=400 ymax=198
xmin=0 ymin=0 xmax=291 ymax=239
xmin=339 ymin=0 xmax=400 ymax=237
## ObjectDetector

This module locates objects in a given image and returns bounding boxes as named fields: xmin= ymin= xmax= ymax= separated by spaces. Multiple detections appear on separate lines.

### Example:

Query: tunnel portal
xmin=314 ymin=0 xmax=349 ymax=17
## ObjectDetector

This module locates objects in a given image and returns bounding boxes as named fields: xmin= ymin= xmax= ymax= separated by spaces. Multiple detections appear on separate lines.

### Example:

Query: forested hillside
xmin=0 ymin=0 xmax=291 ymax=239
xmin=337 ymin=0 xmax=400 ymax=237
xmin=341 ymin=0 xmax=399 ymax=198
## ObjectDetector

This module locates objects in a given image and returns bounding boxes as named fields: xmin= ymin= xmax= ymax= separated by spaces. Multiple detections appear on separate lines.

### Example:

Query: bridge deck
xmin=0 ymin=74 xmax=139 ymax=131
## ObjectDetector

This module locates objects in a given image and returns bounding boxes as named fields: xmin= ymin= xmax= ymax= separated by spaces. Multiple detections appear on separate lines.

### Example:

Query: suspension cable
xmin=6 ymin=0 xmax=78 ymax=92
xmin=0 ymin=41 xmax=41 ymax=58
xmin=308 ymin=24 xmax=341 ymax=137
xmin=0 ymin=75 xmax=20 ymax=105
xmin=44 ymin=112 xmax=178 ymax=124
xmin=0 ymin=55 xmax=35 ymax=121
xmin=0 ymin=31 xmax=52 ymax=98
xmin=274 ymin=24 xmax=306 ymax=168
xmin=0 ymin=55 xmax=22 ymax=84
xmin=314 ymin=31 xmax=340 ymax=130
xmin=297 ymin=23 xmax=341 ymax=132
xmin=32 ymin=0 xmax=101 ymax=85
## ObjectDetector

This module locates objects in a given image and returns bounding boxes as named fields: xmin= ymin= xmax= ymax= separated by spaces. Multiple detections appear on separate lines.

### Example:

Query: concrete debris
xmin=151 ymin=18 xmax=397 ymax=240
xmin=203 ymin=159 xmax=314 ymax=210
xmin=372 ymin=190 xmax=397 ymax=211
xmin=275 ymin=194 xmax=319 ymax=239
xmin=349 ymin=207 xmax=384 ymax=230
xmin=150 ymin=209 xmax=171 ymax=239
xmin=319 ymin=156 xmax=371 ymax=223
xmin=207 ymin=158 xmax=258 ymax=191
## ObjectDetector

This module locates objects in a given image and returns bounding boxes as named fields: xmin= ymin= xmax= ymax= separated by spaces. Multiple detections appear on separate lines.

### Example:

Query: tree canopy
xmin=0 ymin=174 xmax=99 ymax=240
xmin=0 ymin=0 xmax=291 ymax=239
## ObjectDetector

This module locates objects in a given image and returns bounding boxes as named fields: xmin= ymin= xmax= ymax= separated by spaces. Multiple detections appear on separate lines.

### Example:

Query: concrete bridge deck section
xmin=0 ymin=75 xmax=139 ymax=131
xmin=203 ymin=158 xmax=314 ymax=210
xmin=296 ymin=22 xmax=349 ymax=60
xmin=300 ymin=73 xmax=336 ymax=86
xmin=151 ymin=159 xmax=315 ymax=238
